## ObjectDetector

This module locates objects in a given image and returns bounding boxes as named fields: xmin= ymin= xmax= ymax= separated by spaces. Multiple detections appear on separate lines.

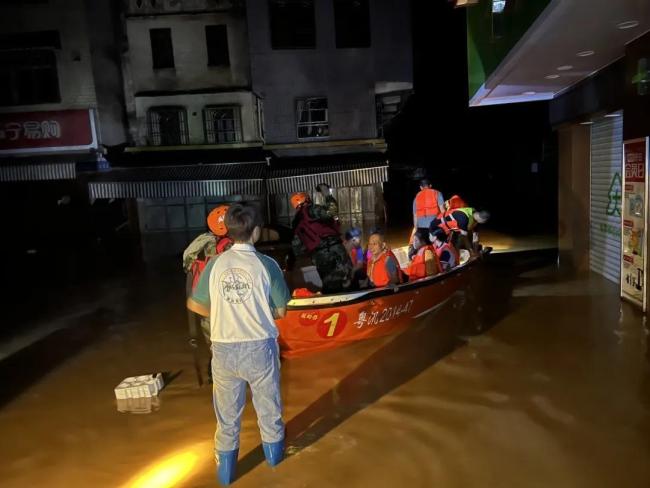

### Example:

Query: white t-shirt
xmin=192 ymin=243 xmax=291 ymax=343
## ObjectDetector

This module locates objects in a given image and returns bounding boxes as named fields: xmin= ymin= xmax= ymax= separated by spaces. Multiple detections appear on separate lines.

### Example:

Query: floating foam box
xmin=114 ymin=373 xmax=164 ymax=400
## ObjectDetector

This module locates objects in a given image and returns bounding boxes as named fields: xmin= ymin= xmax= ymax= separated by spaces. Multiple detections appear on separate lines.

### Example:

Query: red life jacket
xmin=294 ymin=204 xmax=341 ymax=253
xmin=189 ymin=236 xmax=234 ymax=291
xmin=434 ymin=242 xmax=459 ymax=269
xmin=406 ymin=245 xmax=441 ymax=280
xmin=415 ymin=188 xmax=442 ymax=219
xmin=349 ymin=246 xmax=364 ymax=267
xmin=367 ymin=249 xmax=404 ymax=287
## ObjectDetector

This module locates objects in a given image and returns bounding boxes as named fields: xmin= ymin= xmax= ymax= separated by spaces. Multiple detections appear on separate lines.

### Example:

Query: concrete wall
xmin=246 ymin=0 xmax=412 ymax=145
xmin=558 ymin=124 xmax=590 ymax=273
xmin=134 ymin=91 xmax=260 ymax=145
xmin=0 ymin=0 xmax=97 ymax=112
xmin=84 ymin=0 xmax=128 ymax=146
xmin=0 ymin=0 xmax=127 ymax=148
xmin=124 ymin=12 xmax=251 ymax=94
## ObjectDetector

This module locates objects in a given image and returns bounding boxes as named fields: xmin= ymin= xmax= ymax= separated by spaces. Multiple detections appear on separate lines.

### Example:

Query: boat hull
xmin=276 ymin=259 xmax=476 ymax=358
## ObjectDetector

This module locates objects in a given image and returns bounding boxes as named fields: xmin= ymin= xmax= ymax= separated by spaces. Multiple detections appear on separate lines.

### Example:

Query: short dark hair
xmin=413 ymin=229 xmax=430 ymax=245
xmin=420 ymin=178 xmax=431 ymax=188
xmin=225 ymin=203 xmax=261 ymax=242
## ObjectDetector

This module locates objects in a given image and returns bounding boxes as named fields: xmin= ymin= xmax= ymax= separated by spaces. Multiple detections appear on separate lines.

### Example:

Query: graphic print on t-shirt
xmin=219 ymin=268 xmax=253 ymax=304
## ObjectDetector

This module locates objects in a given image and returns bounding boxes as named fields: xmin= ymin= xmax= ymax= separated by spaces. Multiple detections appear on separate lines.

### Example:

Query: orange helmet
xmin=207 ymin=205 xmax=229 ymax=236
xmin=290 ymin=192 xmax=310 ymax=209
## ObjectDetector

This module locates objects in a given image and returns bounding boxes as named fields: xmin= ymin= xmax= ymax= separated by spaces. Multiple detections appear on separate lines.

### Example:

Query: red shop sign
xmin=0 ymin=109 xmax=96 ymax=154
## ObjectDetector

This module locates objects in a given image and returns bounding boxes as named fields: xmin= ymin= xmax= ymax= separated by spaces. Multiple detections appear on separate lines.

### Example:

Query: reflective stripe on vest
xmin=415 ymin=188 xmax=442 ymax=218
xmin=435 ymin=242 xmax=459 ymax=268
xmin=367 ymin=249 xmax=403 ymax=287
xmin=406 ymin=245 xmax=440 ymax=279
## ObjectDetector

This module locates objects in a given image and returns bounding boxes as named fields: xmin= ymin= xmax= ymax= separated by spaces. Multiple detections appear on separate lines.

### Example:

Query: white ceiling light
xmin=557 ymin=65 xmax=573 ymax=71
xmin=580 ymin=121 xmax=593 ymax=125
xmin=605 ymin=113 xmax=622 ymax=117
xmin=545 ymin=74 xmax=560 ymax=79
xmin=577 ymin=50 xmax=595 ymax=57
xmin=617 ymin=20 xmax=639 ymax=30
xmin=522 ymin=91 xmax=536 ymax=95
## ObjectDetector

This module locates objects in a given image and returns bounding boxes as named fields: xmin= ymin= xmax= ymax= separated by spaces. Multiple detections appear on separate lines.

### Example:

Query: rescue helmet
xmin=207 ymin=204 xmax=230 ymax=236
xmin=290 ymin=192 xmax=310 ymax=209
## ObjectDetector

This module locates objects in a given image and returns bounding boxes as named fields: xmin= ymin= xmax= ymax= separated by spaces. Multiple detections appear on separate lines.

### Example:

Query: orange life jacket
xmin=406 ymin=245 xmax=441 ymax=280
xmin=367 ymin=249 xmax=403 ymax=287
xmin=415 ymin=188 xmax=442 ymax=219
xmin=434 ymin=242 xmax=459 ymax=269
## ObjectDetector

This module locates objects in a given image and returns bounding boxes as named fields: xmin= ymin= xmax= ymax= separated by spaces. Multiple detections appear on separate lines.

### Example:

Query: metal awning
xmin=0 ymin=162 xmax=76 ymax=182
xmin=87 ymin=162 xmax=266 ymax=199
xmin=267 ymin=159 xmax=388 ymax=194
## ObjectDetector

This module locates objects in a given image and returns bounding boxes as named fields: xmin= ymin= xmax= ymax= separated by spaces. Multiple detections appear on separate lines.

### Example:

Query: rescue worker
xmin=367 ymin=230 xmax=403 ymax=287
xmin=413 ymin=178 xmax=445 ymax=236
xmin=432 ymin=207 xmax=489 ymax=255
xmin=406 ymin=229 xmax=440 ymax=280
xmin=444 ymin=194 xmax=467 ymax=213
xmin=344 ymin=227 xmax=367 ymax=289
xmin=430 ymin=228 xmax=460 ymax=272
xmin=183 ymin=205 xmax=234 ymax=344
xmin=291 ymin=192 xmax=352 ymax=294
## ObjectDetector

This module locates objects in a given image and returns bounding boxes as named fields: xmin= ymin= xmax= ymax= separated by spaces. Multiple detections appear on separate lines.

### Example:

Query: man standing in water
xmin=186 ymin=204 xmax=291 ymax=485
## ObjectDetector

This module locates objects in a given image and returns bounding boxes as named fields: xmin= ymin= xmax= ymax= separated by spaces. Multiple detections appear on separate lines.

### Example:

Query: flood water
xmin=0 ymin=249 xmax=648 ymax=487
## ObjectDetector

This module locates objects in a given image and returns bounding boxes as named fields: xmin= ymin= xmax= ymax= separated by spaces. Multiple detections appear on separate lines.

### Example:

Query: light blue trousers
xmin=211 ymin=339 xmax=284 ymax=453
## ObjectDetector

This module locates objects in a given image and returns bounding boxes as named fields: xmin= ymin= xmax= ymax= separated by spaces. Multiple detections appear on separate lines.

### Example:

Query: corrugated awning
xmin=267 ymin=159 xmax=388 ymax=194
xmin=87 ymin=162 xmax=266 ymax=199
xmin=0 ymin=162 xmax=76 ymax=182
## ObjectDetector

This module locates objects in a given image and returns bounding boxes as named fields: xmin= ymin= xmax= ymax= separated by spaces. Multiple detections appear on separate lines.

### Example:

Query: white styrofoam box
xmin=114 ymin=373 xmax=164 ymax=400
xmin=301 ymin=265 xmax=323 ymax=289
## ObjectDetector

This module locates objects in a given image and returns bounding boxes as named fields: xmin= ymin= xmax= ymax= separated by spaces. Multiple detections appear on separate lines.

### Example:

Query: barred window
xmin=296 ymin=97 xmax=328 ymax=140
xmin=204 ymin=106 xmax=241 ymax=144
xmin=0 ymin=49 xmax=60 ymax=106
xmin=148 ymin=107 xmax=188 ymax=146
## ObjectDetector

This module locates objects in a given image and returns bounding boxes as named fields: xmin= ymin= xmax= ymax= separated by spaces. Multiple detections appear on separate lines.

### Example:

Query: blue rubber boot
xmin=262 ymin=440 xmax=284 ymax=467
xmin=216 ymin=449 xmax=238 ymax=486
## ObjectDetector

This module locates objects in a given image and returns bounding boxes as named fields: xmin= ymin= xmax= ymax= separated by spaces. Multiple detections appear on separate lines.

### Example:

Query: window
xmin=296 ymin=97 xmax=328 ymax=140
xmin=376 ymin=92 xmax=410 ymax=138
xmin=205 ymin=25 xmax=230 ymax=67
xmin=0 ymin=49 xmax=60 ymax=106
xmin=334 ymin=0 xmax=370 ymax=48
xmin=148 ymin=107 xmax=188 ymax=146
xmin=149 ymin=28 xmax=174 ymax=69
xmin=203 ymin=106 xmax=241 ymax=144
xmin=269 ymin=0 xmax=316 ymax=49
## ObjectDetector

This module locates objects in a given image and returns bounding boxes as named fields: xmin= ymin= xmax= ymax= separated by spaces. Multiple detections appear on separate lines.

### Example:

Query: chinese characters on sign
xmin=0 ymin=110 xmax=95 ymax=153
xmin=353 ymin=299 xmax=414 ymax=329
xmin=0 ymin=120 xmax=62 ymax=141
xmin=621 ymin=138 xmax=649 ymax=310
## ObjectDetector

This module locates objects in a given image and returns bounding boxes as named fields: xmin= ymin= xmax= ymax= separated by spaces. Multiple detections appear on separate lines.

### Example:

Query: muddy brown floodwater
xmin=0 ymin=250 xmax=648 ymax=488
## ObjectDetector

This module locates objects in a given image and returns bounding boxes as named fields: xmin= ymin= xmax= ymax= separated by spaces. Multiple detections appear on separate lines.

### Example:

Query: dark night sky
xmin=384 ymin=0 xmax=556 ymax=234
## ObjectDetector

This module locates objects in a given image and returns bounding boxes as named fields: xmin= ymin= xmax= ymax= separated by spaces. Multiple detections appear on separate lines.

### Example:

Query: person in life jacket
xmin=367 ymin=229 xmax=403 ymax=287
xmin=444 ymin=194 xmax=467 ymax=213
xmin=429 ymin=228 xmax=460 ymax=272
xmin=183 ymin=204 xmax=234 ymax=345
xmin=413 ymin=178 xmax=445 ymax=236
xmin=291 ymin=192 xmax=352 ymax=294
xmin=406 ymin=229 xmax=441 ymax=280
xmin=432 ymin=207 xmax=489 ymax=255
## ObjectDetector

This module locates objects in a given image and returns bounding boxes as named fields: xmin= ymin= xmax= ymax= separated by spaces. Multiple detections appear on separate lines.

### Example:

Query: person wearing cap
xmin=290 ymin=192 xmax=352 ymax=294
